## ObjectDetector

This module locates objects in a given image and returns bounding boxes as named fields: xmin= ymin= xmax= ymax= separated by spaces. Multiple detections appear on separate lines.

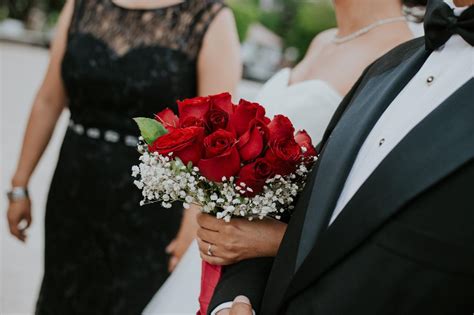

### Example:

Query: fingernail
xmin=233 ymin=296 xmax=250 ymax=305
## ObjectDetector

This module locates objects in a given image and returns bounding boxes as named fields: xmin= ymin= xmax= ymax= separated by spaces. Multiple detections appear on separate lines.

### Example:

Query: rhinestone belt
xmin=68 ymin=120 xmax=138 ymax=147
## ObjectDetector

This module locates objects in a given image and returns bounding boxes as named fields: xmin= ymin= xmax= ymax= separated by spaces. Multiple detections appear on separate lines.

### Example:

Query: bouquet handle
xmin=197 ymin=260 xmax=222 ymax=315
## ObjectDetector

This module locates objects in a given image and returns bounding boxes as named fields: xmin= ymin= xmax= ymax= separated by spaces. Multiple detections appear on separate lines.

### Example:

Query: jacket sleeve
xmin=208 ymin=257 xmax=274 ymax=314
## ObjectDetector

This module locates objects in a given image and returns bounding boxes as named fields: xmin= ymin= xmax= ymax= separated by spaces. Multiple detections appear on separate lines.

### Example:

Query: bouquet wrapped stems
xmin=198 ymin=261 xmax=222 ymax=314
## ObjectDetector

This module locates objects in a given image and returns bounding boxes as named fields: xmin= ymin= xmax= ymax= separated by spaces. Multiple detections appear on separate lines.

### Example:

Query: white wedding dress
xmin=142 ymin=69 xmax=342 ymax=315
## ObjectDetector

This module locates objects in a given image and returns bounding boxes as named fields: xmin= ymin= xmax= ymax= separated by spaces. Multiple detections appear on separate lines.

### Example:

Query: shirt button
xmin=379 ymin=138 xmax=385 ymax=146
xmin=426 ymin=76 xmax=435 ymax=85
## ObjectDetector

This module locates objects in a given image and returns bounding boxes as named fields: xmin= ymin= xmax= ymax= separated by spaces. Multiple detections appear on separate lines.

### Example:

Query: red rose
xmin=231 ymin=99 xmax=266 ymax=137
xmin=237 ymin=119 xmax=269 ymax=162
xmin=265 ymin=138 xmax=301 ymax=176
xmin=180 ymin=116 xmax=207 ymax=128
xmin=207 ymin=93 xmax=234 ymax=131
xmin=268 ymin=115 xmax=295 ymax=142
xmin=198 ymin=129 xmax=241 ymax=182
xmin=236 ymin=158 xmax=273 ymax=197
xmin=149 ymin=127 xmax=205 ymax=166
xmin=210 ymin=92 xmax=234 ymax=114
xmin=207 ymin=109 xmax=229 ymax=131
xmin=295 ymin=130 xmax=317 ymax=160
xmin=178 ymin=96 xmax=210 ymax=123
xmin=294 ymin=129 xmax=312 ymax=144
xmin=155 ymin=108 xmax=179 ymax=129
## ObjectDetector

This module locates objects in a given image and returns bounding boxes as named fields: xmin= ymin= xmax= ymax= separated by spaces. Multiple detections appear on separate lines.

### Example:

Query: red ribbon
xmin=197 ymin=260 xmax=222 ymax=315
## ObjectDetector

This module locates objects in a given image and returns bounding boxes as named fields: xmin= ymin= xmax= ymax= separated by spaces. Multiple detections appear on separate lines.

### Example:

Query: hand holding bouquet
xmin=132 ymin=92 xmax=317 ymax=314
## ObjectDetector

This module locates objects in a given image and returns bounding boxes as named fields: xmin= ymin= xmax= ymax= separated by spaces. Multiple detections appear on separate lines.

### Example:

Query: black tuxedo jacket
xmin=210 ymin=37 xmax=474 ymax=315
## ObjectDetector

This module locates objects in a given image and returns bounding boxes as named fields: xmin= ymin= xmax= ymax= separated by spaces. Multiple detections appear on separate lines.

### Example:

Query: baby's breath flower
xmin=133 ymin=143 xmax=313 ymax=221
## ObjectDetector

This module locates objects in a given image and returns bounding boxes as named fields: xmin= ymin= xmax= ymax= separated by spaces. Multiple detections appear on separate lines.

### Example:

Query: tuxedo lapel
xmin=287 ymin=79 xmax=474 ymax=301
xmin=295 ymin=46 xmax=430 ymax=270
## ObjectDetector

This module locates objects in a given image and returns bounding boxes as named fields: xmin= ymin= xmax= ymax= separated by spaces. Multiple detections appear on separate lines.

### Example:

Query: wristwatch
xmin=6 ymin=187 xmax=29 ymax=202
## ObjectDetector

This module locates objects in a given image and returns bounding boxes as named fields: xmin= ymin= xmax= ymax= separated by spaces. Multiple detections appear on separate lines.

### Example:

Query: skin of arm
xmin=166 ymin=7 xmax=243 ymax=271
xmin=196 ymin=213 xmax=287 ymax=266
xmin=7 ymin=0 xmax=74 ymax=242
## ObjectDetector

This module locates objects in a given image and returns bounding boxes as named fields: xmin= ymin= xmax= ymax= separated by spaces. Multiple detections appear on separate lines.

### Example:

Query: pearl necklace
xmin=332 ymin=16 xmax=406 ymax=44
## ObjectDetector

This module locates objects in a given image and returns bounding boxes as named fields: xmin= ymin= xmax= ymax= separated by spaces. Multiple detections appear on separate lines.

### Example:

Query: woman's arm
xmin=7 ymin=0 xmax=74 ymax=242
xmin=166 ymin=7 xmax=242 ymax=271
xmin=197 ymin=7 xmax=242 ymax=96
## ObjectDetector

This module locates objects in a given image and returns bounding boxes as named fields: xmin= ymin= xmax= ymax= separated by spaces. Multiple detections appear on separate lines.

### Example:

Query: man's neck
xmin=453 ymin=0 xmax=474 ymax=7
xmin=334 ymin=0 xmax=404 ymax=37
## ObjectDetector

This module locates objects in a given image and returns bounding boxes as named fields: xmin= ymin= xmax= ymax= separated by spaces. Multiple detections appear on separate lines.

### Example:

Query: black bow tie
xmin=424 ymin=0 xmax=474 ymax=51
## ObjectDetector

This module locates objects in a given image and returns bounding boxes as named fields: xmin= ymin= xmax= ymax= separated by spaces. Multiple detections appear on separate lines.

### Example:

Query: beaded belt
xmin=68 ymin=120 xmax=139 ymax=147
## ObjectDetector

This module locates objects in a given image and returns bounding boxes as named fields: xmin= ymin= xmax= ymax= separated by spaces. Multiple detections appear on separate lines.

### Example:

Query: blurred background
xmin=0 ymin=0 xmax=336 ymax=80
xmin=0 ymin=0 xmax=335 ymax=313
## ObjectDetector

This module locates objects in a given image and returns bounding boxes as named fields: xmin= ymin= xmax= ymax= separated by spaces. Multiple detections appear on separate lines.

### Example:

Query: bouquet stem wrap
xmin=197 ymin=261 xmax=222 ymax=315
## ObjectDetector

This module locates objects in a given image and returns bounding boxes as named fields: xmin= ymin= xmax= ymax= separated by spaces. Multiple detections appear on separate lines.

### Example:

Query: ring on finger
xmin=207 ymin=243 xmax=214 ymax=256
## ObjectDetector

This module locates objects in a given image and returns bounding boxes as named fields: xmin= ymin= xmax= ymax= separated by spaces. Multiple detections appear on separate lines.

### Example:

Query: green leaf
xmin=133 ymin=117 xmax=168 ymax=144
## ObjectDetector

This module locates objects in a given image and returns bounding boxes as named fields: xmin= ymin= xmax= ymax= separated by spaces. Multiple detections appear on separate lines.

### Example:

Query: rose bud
xmin=238 ymin=119 xmax=269 ymax=162
xmin=155 ymin=108 xmax=179 ymax=129
xmin=236 ymin=158 xmax=274 ymax=197
xmin=268 ymin=115 xmax=295 ymax=143
xmin=230 ymin=99 xmax=266 ymax=137
xmin=295 ymin=130 xmax=317 ymax=160
xmin=210 ymin=92 xmax=234 ymax=114
xmin=149 ymin=126 xmax=205 ymax=166
xmin=206 ymin=92 xmax=235 ymax=132
xmin=265 ymin=138 xmax=301 ymax=176
xmin=178 ymin=96 xmax=210 ymax=126
xmin=198 ymin=129 xmax=241 ymax=182
xmin=207 ymin=109 xmax=229 ymax=131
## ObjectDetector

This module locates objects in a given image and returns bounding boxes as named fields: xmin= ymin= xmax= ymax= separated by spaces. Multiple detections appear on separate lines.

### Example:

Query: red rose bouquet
xmin=132 ymin=93 xmax=317 ymax=314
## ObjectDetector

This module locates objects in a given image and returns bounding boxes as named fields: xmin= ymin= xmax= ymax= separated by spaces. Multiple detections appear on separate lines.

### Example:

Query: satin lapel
xmin=287 ymin=79 xmax=474 ymax=301
xmin=295 ymin=47 xmax=430 ymax=270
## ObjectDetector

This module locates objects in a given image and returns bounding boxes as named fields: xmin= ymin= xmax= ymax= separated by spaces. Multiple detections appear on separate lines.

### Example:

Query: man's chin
xmin=453 ymin=0 xmax=474 ymax=7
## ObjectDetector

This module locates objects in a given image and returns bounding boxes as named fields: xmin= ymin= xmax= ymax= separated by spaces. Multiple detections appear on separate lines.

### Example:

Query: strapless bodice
xmin=256 ymin=68 xmax=343 ymax=144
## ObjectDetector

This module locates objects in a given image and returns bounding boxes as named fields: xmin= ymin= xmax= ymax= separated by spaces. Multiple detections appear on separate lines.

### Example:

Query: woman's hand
xmin=7 ymin=198 xmax=32 ymax=242
xmin=196 ymin=213 xmax=287 ymax=266
xmin=166 ymin=204 xmax=200 ymax=272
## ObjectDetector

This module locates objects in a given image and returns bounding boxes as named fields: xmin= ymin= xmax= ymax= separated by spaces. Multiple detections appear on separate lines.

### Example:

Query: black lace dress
xmin=36 ymin=1 xmax=225 ymax=314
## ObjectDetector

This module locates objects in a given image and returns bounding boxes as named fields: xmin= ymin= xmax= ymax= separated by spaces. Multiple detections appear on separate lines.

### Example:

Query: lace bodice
xmin=62 ymin=0 xmax=225 ymax=133
xmin=69 ymin=0 xmax=223 ymax=58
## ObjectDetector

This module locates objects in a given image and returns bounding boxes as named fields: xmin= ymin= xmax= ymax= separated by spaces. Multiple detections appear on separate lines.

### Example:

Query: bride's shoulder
xmin=291 ymin=28 xmax=337 ymax=80
xmin=307 ymin=28 xmax=338 ymax=53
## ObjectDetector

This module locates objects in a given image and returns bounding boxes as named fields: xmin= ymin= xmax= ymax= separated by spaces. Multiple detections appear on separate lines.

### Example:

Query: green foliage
xmin=285 ymin=2 xmax=337 ymax=59
xmin=0 ymin=6 xmax=8 ymax=21
xmin=227 ymin=0 xmax=260 ymax=41
xmin=133 ymin=117 xmax=168 ymax=145
xmin=259 ymin=10 xmax=282 ymax=34
xmin=4 ymin=0 xmax=34 ymax=20
xmin=46 ymin=10 xmax=60 ymax=27
xmin=228 ymin=0 xmax=336 ymax=61
xmin=2 ymin=0 xmax=65 ymax=22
